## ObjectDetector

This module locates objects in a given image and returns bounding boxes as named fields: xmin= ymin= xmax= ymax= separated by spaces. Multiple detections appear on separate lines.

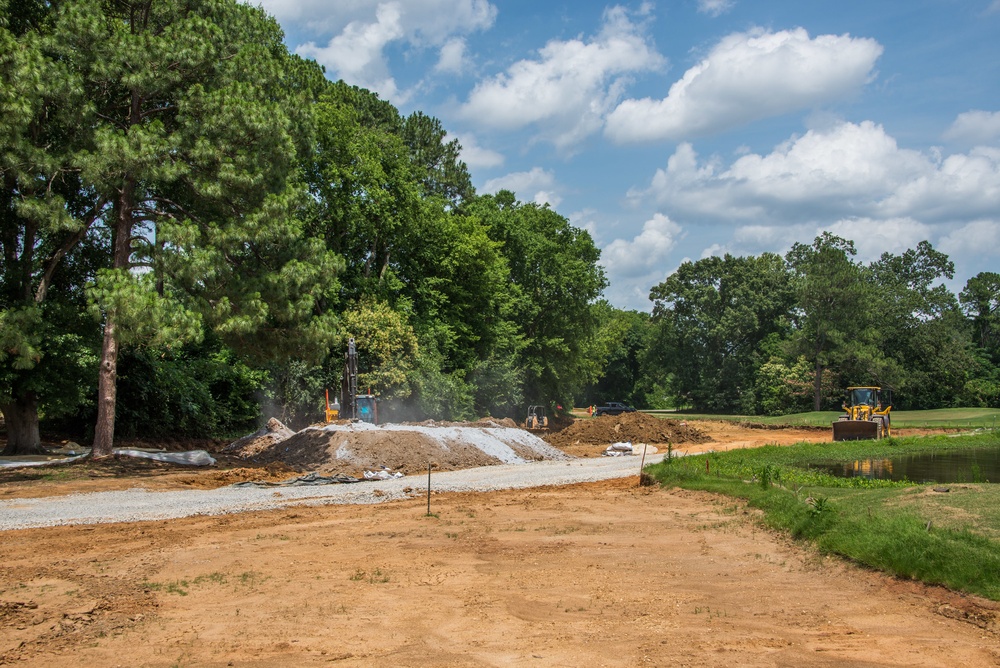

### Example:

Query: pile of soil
xmin=222 ymin=418 xmax=296 ymax=457
xmin=544 ymin=412 xmax=710 ymax=448
xmin=226 ymin=420 xmax=568 ymax=477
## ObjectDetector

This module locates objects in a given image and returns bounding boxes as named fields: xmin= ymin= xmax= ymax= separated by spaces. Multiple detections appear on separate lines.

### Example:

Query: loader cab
xmin=848 ymin=387 xmax=878 ymax=408
xmin=846 ymin=387 xmax=892 ymax=410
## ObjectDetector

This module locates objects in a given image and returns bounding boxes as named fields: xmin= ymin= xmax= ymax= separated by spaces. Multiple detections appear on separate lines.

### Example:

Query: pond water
xmin=808 ymin=445 xmax=1000 ymax=483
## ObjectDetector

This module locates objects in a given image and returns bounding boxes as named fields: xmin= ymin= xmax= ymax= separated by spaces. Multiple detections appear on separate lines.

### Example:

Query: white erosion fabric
xmin=0 ymin=454 xmax=665 ymax=531
xmin=302 ymin=423 xmax=568 ymax=464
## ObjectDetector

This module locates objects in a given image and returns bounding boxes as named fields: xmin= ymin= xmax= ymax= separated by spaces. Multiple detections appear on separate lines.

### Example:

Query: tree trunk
xmin=812 ymin=330 xmax=827 ymax=412
xmin=813 ymin=359 xmax=823 ymax=412
xmin=1 ymin=392 xmax=44 ymax=456
xmin=92 ymin=175 xmax=136 ymax=457
xmin=91 ymin=312 xmax=120 ymax=457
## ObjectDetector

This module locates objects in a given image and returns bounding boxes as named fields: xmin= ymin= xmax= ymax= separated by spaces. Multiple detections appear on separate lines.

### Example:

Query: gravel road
xmin=0 ymin=453 xmax=666 ymax=531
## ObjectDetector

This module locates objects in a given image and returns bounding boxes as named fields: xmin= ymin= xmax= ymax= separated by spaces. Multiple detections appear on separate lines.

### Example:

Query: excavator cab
xmin=832 ymin=386 xmax=892 ymax=441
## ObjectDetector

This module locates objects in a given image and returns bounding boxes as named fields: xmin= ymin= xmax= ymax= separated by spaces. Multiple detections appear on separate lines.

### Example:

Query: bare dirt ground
xmin=2 ymin=418 xmax=995 ymax=667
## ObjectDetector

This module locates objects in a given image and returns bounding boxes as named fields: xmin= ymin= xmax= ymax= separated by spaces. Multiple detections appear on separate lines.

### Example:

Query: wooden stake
xmin=426 ymin=464 xmax=432 ymax=515
xmin=637 ymin=443 xmax=648 ymax=487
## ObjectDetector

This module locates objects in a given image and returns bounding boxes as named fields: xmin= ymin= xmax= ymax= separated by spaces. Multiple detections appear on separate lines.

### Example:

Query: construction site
xmin=2 ymin=411 xmax=998 ymax=667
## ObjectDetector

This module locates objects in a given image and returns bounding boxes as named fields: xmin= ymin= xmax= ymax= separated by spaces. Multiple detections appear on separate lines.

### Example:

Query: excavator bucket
xmin=832 ymin=419 xmax=880 ymax=441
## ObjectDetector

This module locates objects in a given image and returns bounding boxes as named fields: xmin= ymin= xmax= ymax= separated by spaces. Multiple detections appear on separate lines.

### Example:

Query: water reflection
xmin=809 ymin=446 xmax=1000 ymax=483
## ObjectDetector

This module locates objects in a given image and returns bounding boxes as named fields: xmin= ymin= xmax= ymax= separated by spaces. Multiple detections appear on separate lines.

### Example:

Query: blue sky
xmin=252 ymin=0 xmax=1000 ymax=310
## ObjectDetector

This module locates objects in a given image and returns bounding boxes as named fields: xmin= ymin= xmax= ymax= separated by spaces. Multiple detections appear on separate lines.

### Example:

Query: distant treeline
xmin=586 ymin=234 xmax=999 ymax=415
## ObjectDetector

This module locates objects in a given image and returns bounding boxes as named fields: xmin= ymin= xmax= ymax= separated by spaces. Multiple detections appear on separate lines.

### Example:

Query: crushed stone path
xmin=0 ymin=453 xmax=668 ymax=531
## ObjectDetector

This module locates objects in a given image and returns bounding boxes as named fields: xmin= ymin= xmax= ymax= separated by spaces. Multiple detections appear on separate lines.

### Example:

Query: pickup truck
xmin=593 ymin=401 xmax=636 ymax=417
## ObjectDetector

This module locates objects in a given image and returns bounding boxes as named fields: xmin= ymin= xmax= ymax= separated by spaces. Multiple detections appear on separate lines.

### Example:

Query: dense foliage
xmin=0 ymin=0 xmax=609 ymax=451
xmin=2 ymin=1 xmax=996 ymax=453
xmin=637 ymin=236 xmax=999 ymax=413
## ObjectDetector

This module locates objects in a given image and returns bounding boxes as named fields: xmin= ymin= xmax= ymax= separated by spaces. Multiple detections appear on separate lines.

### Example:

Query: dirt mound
xmin=544 ymin=412 xmax=710 ymax=448
xmin=223 ymin=418 xmax=296 ymax=457
xmin=227 ymin=421 xmax=569 ymax=477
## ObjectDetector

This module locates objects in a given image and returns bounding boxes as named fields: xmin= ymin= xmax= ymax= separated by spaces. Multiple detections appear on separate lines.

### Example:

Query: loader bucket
xmin=832 ymin=419 xmax=879 ymax=442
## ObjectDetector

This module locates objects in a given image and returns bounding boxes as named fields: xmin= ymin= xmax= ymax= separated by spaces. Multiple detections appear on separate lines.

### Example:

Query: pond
xmin=808 ymin=445 xmax=1000 ymax=484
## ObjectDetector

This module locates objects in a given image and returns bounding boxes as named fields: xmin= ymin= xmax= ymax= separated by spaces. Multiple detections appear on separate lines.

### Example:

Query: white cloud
xmin=698 ymin=0 xmax=735 ymax=17
xmin=605 ymin=28 xmax=883 ymax=143
xmin=458 ymin=6 xmax=665 ymax=150
xmin=943 ymin=110 xmax=1000 ymax=145
xmin=296 ymin=3 xmax=405 ymax=99
xmin=258 ymin=0 xmax=496 ymax=43
xmin=435 ymin=37 xmax=468 ymax=74
xmin=454 ymin=133 xmax=504 ymax=169
xmin=482 ymin=167 xmax=561 ymax=207
xmin=824 ymin=217 xmax=933 ymax=262
xmin=601 ymin=213 xmax=683 ymax=278
xmin=938 ymin=220 xmax=1000 ymax=258
xmin=634 ymin=121 xmax=1000 ymax=224
xmin=289 ymin=0 xmax=497 ymax=100
xmin=600 ymin=214 xmax=684 ymax=309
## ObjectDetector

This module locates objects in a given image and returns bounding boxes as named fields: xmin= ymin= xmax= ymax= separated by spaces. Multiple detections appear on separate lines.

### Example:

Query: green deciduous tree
xmin=961 ymin=272 xmax=1000 ymax=361
xmin=868 ymin=241 xmax=972 ymax=408
xmin=647 ymin=253 xmax=794 ymax=412
xmin=582 ymin=304 xmax=654 ymax=408
xmin=469 ymin=191 xmax=607 ymax=409
xmin=786 ymin=233 xmax=871 ymax=410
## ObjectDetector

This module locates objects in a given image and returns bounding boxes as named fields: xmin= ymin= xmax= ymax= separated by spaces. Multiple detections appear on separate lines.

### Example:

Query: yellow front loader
xmin=832 ymin=386 xmax=892 ymax=441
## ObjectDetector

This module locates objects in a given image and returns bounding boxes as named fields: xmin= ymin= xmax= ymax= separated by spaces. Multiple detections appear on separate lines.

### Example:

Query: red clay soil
xmin=544 ymin=412 xmax=711 ymax=449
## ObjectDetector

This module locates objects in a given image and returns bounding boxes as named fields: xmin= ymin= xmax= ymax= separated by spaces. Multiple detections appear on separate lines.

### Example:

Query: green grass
xmin=645 ymin=407 xmax=1000 ymax=430
xmin=647 ymin=431 xmax=1000 ymax=600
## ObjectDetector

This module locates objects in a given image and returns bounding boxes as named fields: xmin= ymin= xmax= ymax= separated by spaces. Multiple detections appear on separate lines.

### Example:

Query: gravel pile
xmin=0 ymin=453 xmax=667 ymax=531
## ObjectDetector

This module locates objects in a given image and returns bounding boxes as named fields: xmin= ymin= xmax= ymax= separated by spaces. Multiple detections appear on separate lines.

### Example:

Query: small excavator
xmin=525 ymin=405 xmax=549 ymax=431
xmin=832 ymin=386 xmax=892 ymax=441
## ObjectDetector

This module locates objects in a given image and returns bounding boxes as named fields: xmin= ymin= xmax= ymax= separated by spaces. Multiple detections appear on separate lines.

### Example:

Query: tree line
xmin=592 ymin=234 xmax=1000 ymax=415
xmin=3 ymin=1 xmax=998 ymax=458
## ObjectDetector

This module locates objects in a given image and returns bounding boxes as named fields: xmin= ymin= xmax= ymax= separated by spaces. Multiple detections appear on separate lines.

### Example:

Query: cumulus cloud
xmin=258 ymin=0 xmax=496 ymax=42
xmin=458 ymin=5 xmax=664 ymax=150
xmin=601 ymin=213 xmax=683 ymax=278
xmin=632 ymin=121 xmax=1000 ymax=224
xmin=599 ymin=214 xmax=684 ymax=309
xmin=944 ymin=110 xmax=1000 ymax=145
xmin=435 ymin=37 xmax=468 ymax=73
xmin=482 ymin=167 xmax=561 ymax=207
xmin=297 ymin=3 xmax=405 ymax=99
xmin=454 ymin=133 xmax=504 ymax=169
xmin=938 ymin=220 xmax=1000 ymax=258
xmin=824 ymin=217 xmax=934 ymax=262
xmin=698 ymin=0 xmax=735 ymax=17
xmin=288 ymin=0 xmax=497 ymax=100
xmin=696 ymin=217 xmax=934 ymax=267
xmin=605 ymin=28 xmax=883 ymax=143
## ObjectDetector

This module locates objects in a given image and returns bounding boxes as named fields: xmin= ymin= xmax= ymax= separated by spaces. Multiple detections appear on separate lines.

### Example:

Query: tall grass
xmin=646 ymin=407 xmax=1000 ymax=430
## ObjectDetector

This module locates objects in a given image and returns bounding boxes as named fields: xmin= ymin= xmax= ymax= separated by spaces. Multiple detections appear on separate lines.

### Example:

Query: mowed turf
xmin=648 ymin=407 xmax=1000 ymax=429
